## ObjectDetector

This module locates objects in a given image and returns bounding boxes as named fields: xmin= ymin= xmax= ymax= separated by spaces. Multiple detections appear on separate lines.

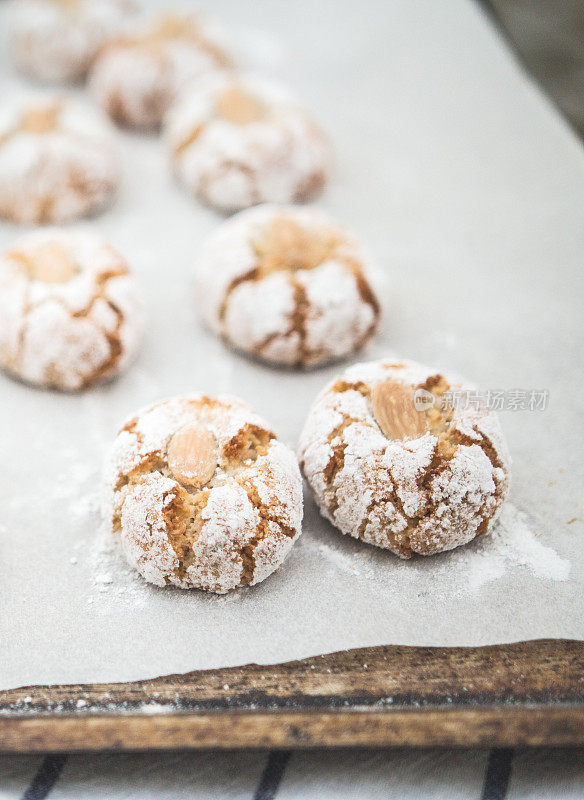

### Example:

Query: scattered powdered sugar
xmin=460 ymin=504 xmax=570 ymax=591
xmin=313 ymin=501 xmax=570 ymax=596
xmin=53 ymin=460 xmax=98 ymax=501
xmin=70 ymin=491 xmax=100 ymax=519
xmin=86 ymin=518 xmax=152 ymax=608
xmin=489 ymin=503 xmax=571 ymax=581
xmin=317 ymin=540 xmax=361 ymax=576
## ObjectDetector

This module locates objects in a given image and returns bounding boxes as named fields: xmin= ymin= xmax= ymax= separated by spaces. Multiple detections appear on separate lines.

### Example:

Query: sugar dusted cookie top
xmin=8 ymin=0 xmax=137 ymax=83
xmin=103 ymin=395 xmax=303 ymax=593
xmin=194 ymin=205 xmax=380 ymax=367
xmin=90 ymin=11 xmax=233 ymax=130
xmin=298 ymin=358 xmax=511 ymax=557
xmin=166 ymin=73 xmax=331 ymax=212
xmin=0 ymin=230 xmax=144 ymax=390
xmin=0 ymin=95 xmax=120 ymax=224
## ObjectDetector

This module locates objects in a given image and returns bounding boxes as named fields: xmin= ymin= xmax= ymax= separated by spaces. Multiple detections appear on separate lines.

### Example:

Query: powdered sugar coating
xmin=298 ymin=358 xmax=511 ymax=557
xmin=166 ymin=73 xmax=331 ymax=212
xmin=103 ymin=395 xmax=303 ymax=593
xmin=194 ymin=205 xmax=380 ymax=367
xmin=89 ymin=12 xmax=233 ymax=130
xmin=0 ymin=94 xmax=120 ymax=224
xmin=0 ymin=229 xmax=144 ymax=390
xmin=7 ymin=0 xmax=137 ymax=83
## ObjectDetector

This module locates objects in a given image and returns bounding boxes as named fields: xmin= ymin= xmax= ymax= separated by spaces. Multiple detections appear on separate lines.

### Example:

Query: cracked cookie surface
xmin=90 ymin=11 xmax=233 ymax=130
xmin=194 ymin=205 xmax=380 ymax=367
xmin=7 ymin=0 xmax=137 ymax=83
xmin=298 ymin=358 xmax=511 ymax=557
xmin=166 ymin=73 xmax=331 ymax=212
xmin=0 ymin=230 xmax=144 ymax=390
xmin=103 ymin=395 xmax=304 ymax=593
xmin=0 ymin=95 xmax=120 ymax=224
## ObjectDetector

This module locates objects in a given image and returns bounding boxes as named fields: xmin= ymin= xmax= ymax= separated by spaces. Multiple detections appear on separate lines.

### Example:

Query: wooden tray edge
xmin=2 ymin=707 xmax=584 ymax=751
xmin=2 ymin=639 xmax=583 ymax=751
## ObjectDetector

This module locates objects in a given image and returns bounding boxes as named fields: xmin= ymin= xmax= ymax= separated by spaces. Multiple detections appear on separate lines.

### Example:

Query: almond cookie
xmin=103 ymin=395 xmax=303 ymax=593
xmin=166 ymin=74 xmax=331 ymax=212
xmin=298 ymin=359 xmax=511 ymax=557
xmin=0 ymin=230 xmax=144 ymax=390
xmin=0 ymin=95 xmax=120 ymax=224
xmin=7 ymin=0 xmax=137 ymax=83
xmin=194 ymin=205 xmax=380 ymax=367
xmin=89 ymin=11 xmax=233 ymax=130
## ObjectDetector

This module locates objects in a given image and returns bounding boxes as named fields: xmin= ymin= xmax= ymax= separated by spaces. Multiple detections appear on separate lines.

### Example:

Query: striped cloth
xmin=1 ymin=749 xmax=584 ymax=799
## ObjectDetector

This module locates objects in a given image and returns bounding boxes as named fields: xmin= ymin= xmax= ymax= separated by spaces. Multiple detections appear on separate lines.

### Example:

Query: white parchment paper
xmin=1 ymin=0 xmax=582 ymax=691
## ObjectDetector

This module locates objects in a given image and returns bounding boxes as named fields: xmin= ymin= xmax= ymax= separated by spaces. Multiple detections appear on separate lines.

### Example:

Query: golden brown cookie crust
xmin=195 ymin=205 xmax=381 ymax=368
xmin=0 ymin=230 xmax=143 ymax=391
xmin=298 ymin=359 xmax=511 ymax=558
xmin=90 ymin=12 xmax=232 ymax=130
xmin=166 ymin=73 xmax=331 ymax=212
xmin=0 ymin=96 xmax=119 ymax=224
xmin=104 ymin=395 xmax=303 ymax=593
xmin=8 ymin=0 xmax=137 ymax=83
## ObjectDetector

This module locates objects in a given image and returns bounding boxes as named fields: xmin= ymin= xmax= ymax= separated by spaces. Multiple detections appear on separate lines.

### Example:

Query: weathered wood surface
xmin=1 ymin=639 xmax=583 ymax=751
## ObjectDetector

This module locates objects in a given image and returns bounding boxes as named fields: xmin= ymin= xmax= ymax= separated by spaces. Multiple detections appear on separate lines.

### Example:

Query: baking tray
xmin=1 ymin=0 xmax=583 ymax=751
xmin=1 ymin=641 xmax=583 ymax=751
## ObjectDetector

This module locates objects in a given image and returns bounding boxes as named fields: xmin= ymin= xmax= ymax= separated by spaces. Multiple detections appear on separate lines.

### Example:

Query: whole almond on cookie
xmin=253 ymin=216 xmax=338 ymax=274
xmin=167 ymin=423 xmax=218 ymax=487
xmin=372 ymin=381 xmax=428 ymax=440
xmin=216 ymin=87 xmax=265 ymax=125
xmin=26 ymin=242 xmax=78 ymax=283
xmin=21 ymin=104 xmax=60 ymax=134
